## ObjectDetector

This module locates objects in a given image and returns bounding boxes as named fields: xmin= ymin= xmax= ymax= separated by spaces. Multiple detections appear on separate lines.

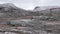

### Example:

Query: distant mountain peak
xmin=3 ymin=3 xmax=15 ymax=6
xmin=33 ymin=6 xmax=60 ymax=11
xmin=3 ymin=3 xmax=14 ymax=5
xmin=0 ymin=3 xmax=18 ymax=9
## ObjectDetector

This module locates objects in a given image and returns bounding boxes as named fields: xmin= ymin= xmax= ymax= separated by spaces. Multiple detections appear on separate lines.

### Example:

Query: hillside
xmin=0 ymin=3 xmax=39 ymax=18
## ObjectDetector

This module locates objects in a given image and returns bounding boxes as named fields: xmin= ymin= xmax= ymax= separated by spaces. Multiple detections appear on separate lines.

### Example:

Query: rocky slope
xmin=0 ymin=3 xmax=39 ymax=18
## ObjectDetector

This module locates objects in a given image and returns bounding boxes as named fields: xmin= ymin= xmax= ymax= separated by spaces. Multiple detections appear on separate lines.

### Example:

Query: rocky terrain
xmin=0 ymin=3 xmax=60 ymax=34
xmin=0 ymin=3 xmax=39 ymax=18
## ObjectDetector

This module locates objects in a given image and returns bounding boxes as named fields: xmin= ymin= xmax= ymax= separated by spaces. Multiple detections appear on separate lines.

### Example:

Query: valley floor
xmin=0 ymin=19 xmax=60 ymax=34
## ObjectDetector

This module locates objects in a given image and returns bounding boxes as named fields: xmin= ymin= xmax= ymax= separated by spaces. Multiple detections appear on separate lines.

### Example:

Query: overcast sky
xmin=0 ymin=0 xmax=60 ymax=10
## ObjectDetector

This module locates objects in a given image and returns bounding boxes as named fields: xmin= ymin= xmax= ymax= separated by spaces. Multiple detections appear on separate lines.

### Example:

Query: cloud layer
xmin=0 ymin=0 xmax=60 ymax=10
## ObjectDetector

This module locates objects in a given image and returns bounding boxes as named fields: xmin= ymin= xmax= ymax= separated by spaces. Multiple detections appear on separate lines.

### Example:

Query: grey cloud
xmin=0 ymin=0 xmax=60 ymax=10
